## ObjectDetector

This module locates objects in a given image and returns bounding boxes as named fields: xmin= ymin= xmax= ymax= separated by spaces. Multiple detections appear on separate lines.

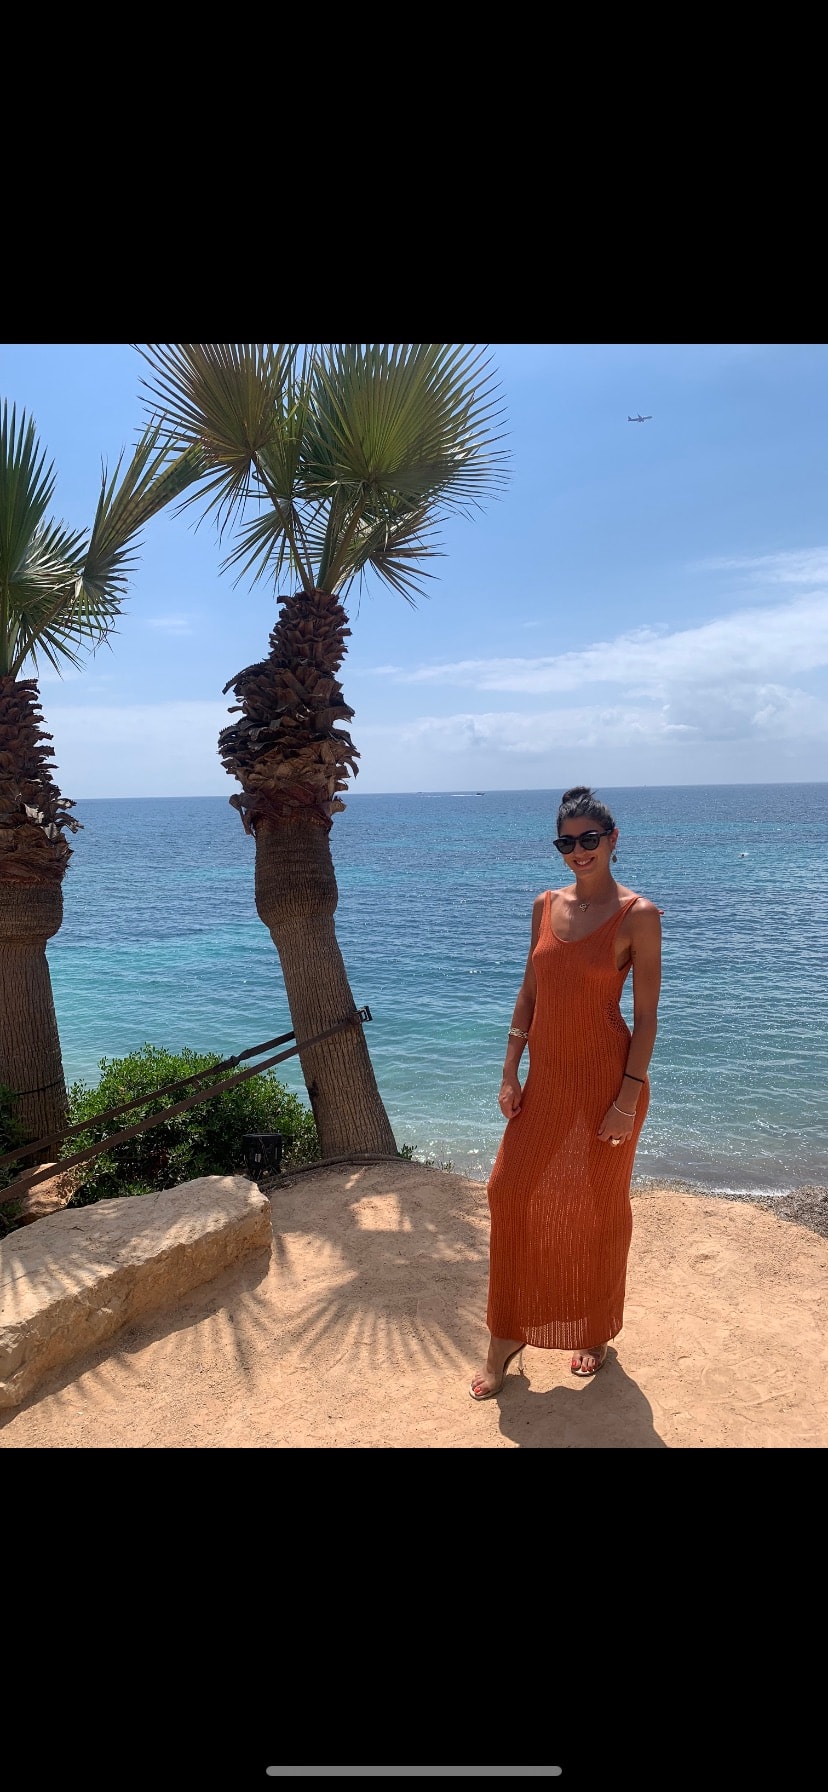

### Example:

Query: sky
xmin=1 ymin=340 xmax=828 ymax=797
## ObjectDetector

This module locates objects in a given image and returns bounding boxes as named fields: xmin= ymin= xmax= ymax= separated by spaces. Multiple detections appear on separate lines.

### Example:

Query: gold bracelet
xmin=508 ymin=1026 xmax=529 ymax=1040
xmin=612 ymin=1100 xmax=636 ymax=1118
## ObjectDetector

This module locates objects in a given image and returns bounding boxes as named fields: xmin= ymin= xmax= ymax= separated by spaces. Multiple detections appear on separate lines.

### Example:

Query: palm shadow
xmin=1 ymin=1160 xmax=488 ymax=1426
xmin=0 ymin=1246 xmax=273 ymax=1430
xmin=2 ymin=1162 xmax=667 ymax=1442
xmin=494 ymin=1347 xmax=669 ymax=1448
xmin=260 ymin=1159 xmax=492 ymax=1376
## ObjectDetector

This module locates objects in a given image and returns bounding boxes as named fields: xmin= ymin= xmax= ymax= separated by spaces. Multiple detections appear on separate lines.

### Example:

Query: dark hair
xmin=556 ymin=785 xmax=616 ymax=835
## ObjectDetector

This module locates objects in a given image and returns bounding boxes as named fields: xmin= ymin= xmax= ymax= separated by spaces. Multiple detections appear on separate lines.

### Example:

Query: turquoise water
xmin=46 ymin=784 xmax=828 ymax=1196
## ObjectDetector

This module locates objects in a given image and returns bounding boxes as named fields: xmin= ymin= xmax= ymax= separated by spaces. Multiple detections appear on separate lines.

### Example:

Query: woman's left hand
xmin=597 ymin=1101 xmax=635 ymax=1146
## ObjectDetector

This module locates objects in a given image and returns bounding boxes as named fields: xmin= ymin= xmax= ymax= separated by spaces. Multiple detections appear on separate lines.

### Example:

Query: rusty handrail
xmin=0 ymin=1007 xmax=372 ymax=1205
xmin=0 ymin=1028 xmax=300 ymax=1170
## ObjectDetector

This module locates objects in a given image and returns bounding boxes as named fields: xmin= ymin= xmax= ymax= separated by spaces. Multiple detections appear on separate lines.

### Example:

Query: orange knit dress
xmin=486 ymin=891 xmax=649 ymax=1350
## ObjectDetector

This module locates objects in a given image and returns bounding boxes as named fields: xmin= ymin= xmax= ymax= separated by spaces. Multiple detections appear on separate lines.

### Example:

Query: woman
xmin=470 ymin=785 xmax=662 ymax=1399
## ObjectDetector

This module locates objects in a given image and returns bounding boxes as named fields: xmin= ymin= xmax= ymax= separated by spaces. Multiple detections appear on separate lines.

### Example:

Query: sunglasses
xmin=553 ymin=829 xmax=614 ymax=855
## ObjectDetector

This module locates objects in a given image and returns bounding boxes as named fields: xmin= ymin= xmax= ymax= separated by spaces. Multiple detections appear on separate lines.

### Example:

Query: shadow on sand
xmin=0 ymin=1247 xmax=273 ymax=1431
xmin=493 ymin=1347 xmax=669 ymax=1448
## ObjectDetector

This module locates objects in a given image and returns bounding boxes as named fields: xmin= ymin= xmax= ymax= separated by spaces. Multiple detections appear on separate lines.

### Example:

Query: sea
xmin=45 ymin=784 xmax=828 ymax=1200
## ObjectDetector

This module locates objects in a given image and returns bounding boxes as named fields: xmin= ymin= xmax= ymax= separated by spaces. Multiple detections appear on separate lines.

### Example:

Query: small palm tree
xmin=0 ymin=401 xmax=202 ymax=1144
xmin=136 ymin=344 xmax=510 ymax=1159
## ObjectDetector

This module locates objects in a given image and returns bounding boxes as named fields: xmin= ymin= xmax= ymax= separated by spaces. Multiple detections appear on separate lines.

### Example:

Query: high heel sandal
xmin=469 ymin=1344 xmax=525 ymax=1401
xmin=570 ymin=1344 xmax=608 ymax=1377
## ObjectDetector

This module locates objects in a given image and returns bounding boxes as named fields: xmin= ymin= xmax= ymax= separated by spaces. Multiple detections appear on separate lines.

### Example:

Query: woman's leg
xmin=469 ymin=1334 xmax=526 ymax=1399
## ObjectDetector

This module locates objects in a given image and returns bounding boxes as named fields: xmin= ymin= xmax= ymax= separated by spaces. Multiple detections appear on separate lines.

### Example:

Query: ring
xmin=610 ymin=1138 xmax=620 ymax=1146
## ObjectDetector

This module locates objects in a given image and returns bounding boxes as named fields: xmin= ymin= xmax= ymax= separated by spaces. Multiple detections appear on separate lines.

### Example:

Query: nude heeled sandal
xmin=570 ymin=1344 xmax=608 ymax=1376
xmin=468 ymin=1345 xmax=525 ymax=1401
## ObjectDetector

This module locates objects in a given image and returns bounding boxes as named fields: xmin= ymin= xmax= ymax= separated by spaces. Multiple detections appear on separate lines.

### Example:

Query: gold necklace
xmin=578 ymin=884 xmax=615 ymax=913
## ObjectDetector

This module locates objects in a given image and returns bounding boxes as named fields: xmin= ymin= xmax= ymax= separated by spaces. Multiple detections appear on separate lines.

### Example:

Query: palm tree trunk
xmin=254 ymin=816 xmax=398 ymax=1159
xmin=0 ymin=882 xmax=68 ymax=1146
xmin=0 ymin=677 xmax=75 ymax=1152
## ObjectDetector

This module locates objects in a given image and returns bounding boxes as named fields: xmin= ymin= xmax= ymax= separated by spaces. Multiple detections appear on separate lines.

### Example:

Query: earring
xmin=612 ymin=850 xmax=618 ymax=862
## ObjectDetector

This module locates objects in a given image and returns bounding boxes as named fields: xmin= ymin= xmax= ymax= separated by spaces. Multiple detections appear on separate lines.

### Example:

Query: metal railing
xmin=0 ymin=1006 xmax=372 ymax=1206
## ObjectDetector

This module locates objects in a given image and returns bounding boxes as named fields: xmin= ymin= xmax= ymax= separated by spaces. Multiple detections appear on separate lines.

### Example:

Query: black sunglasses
xmin=554 ymin=829 xmax=614 ymax=855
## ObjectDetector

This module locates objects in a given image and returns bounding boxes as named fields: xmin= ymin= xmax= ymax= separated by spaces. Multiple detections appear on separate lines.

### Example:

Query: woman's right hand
xmin=498 ymin=1077 xmax=523 ymax=1119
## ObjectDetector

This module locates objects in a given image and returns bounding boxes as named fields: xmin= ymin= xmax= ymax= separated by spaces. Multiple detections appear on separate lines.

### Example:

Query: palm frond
xmin=306 ymin=344 xmax=511 ymax=506
xmin=338 ymin=502 xmax=446 ymax=607
xmin=2 ymin=516 xmax=91 ymax=678
xmin=134 ymin=344 xmax=305 ymax=540
xmin=126 ymin=343 xmax=511 ymax=621
xmin=12 ymin=516 xmax=89 ymax=589
xmin=313 ymin=485 xmax=357 ymax=591
xmin=0 ymin=402 xmax=58 ymax=581
xmin=4 ymin=425 xmax=205 ymax=677
xmin=14 ymin=621 xmax=88 ymax=677
xmin=253 ymin=353 xmax=316 ymax=503
xmin=217 ymin=496 xmax=323 ymax=591
xmin=81 ymin=424 xmax=205 ymax=609
xmin=9 ymin=540 xmax=124 ymax=677
xmin=7 ymin=542 xmax=107 ymax=678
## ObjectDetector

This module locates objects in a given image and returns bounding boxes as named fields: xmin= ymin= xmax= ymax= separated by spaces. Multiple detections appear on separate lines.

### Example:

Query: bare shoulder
xmin=630 ymin=893 xmax=661 ymax=918
xmin=625 ymin=892 xmax=663 ymax=940
xmin=529 ymin=889 xmax=547 ymax=943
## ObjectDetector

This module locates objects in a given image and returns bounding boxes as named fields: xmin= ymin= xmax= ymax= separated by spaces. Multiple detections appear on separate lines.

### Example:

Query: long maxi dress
xmin=486 ymin=891 xmax=649 ymax=1350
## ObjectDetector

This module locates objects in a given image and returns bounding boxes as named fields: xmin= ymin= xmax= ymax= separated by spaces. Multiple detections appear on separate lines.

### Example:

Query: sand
xmin=1 ymin=1157 xmax=827 ymax=1448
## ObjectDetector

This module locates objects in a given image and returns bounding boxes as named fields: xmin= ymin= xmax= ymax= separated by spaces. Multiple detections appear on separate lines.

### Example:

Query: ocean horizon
xmin=44 ymin=782 xmax=828 ymax=1200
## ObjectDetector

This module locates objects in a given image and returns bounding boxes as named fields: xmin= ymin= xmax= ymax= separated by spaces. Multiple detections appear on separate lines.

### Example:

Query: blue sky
xmin=2 ymin=340 xmax=828 ymax=796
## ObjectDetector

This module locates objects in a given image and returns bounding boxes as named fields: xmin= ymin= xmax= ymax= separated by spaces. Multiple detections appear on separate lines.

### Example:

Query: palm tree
xmin=0 ymin=401 xmax=203 ymax=1146
xmin=135 ymin=344 xmax=510 ymax=1160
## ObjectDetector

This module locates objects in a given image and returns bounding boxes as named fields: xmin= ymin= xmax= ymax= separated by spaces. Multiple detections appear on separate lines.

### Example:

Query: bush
xmin=399 ymin=1142 xmax=454 ymax=1172
xmin=62 ymin=1043 xmax=321 ymax=1206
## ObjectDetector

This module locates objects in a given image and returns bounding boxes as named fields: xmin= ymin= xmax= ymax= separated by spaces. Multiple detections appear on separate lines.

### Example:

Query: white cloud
xmin=701 ymin=547 xmax=828 ymax=585
xmin=31 ymin=577 xmax=828 ymax=797
xmin=39 ymin=702 xmax=233 ymax=797
xmin=350 ymin=711 xmax=820 ymax=792
xmin=145 ymin=615 xmax=194 ymax=635
xmin=390 ymin=681 xmax=828 ymax=760
xmin=372 ymin=593 xmax=828 ymax=697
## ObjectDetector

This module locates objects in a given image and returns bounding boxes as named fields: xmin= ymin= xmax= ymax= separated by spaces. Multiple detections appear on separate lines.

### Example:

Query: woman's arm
xmin=597 ymin=901 xmax=662 ymax=1143
xmin=498 ymin=892 xmax=544 ymax=1119
xmin=624 ymin=900 xmax=662 ymax=1083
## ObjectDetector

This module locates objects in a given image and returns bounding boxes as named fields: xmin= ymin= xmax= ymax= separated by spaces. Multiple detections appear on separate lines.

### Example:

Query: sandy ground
xmin=2 ymin=1157 xmax=827 ymax=1448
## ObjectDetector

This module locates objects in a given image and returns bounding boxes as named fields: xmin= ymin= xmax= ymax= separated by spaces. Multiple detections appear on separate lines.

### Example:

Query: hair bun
xmin=557 ymin=785 xmax=615 ymax=833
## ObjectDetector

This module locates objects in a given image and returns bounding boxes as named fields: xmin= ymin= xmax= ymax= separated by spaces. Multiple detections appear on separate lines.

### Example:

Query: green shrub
xmin=62 ymin=1043 xmax=320 ymax=1206
xmin=399 ymin=1141 xmax=454 ymax=1172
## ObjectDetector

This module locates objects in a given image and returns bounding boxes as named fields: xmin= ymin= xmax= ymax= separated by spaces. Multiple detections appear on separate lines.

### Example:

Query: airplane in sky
xmin=627 ymin=413 xmax=652 ymax=422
